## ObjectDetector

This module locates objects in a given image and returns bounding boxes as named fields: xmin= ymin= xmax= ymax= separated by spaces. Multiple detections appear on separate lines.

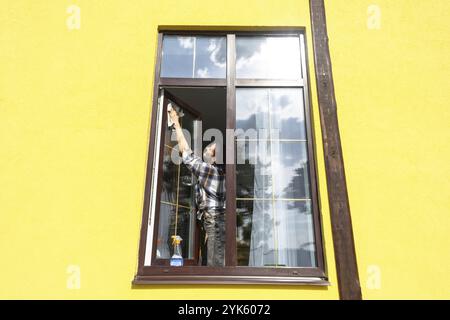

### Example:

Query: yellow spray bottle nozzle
xmin=171 ymin=235 xmax=182 ymax=245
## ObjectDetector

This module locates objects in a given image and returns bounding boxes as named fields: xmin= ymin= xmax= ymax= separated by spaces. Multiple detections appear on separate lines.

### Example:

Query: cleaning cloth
xmin=167 ymin=102 xmax=184 ymax=129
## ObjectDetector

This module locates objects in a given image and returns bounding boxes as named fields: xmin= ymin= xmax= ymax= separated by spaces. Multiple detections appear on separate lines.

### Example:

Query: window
xmin=135 ymin=29 xmax=326 ymax=284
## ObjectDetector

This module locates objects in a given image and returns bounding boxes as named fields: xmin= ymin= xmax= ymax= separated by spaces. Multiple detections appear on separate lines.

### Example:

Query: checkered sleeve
xmin=182 ymin=148 xmax=215 ymax=189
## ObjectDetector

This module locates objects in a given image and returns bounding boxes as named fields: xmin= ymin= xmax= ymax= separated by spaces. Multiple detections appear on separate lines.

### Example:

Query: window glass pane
xmin=236 ymin=140 xmax=272 ymax=199
xmin=178 ymin=164 xmax=195 ymax=207
xmin=270 ymin=89 xmax=306 ymax=140
xmin=157 ymin=98 xmax=197 ymax=261
xmin=161 ymin=36 xmax=226 ymax=78
xmin=236 ymin=36 xmax=302 ymax=79
xmin=235 ymin=87 xmax=315 ymax=268
xmin=161 ymin=106 xmax=196 ymax=207
xmin=164 ymin=126 xmax=177 ymax=149
xmin=160 ymin=148 xmax=195 ymax=208
xmin=236 ymin=88 xmax=306 ymax=140
xmin=235 ymin=89 xmax=270 ymax=140
xmin=272 ymin=141 xmax=310 ymax=199
xmin=236 ymin=141 xmax=310 ymax=199
xmin=236 ymin=200 xmax=316 ymax=267
xmin=156 ymin=203 xmax=195 ymax=259
xmin=161 ymin=146 xmax=177 ymax=204
xmin=161 ymin=36 xmax=194 ymax=78
xmin=195 ymin=37 xmax=226 ymax=78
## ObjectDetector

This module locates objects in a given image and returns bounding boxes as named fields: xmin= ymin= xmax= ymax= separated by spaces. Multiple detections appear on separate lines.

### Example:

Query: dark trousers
xmin=200 ymin=211 xmax=225 ymax=267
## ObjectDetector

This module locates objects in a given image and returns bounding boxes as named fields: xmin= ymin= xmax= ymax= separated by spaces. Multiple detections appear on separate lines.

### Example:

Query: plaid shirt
xmin=182 ymin=149 xmax=226 ymax=219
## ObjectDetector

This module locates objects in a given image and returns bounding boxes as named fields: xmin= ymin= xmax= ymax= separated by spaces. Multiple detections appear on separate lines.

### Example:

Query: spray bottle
xmin=170 ymin=235 xmax=183 ymax=267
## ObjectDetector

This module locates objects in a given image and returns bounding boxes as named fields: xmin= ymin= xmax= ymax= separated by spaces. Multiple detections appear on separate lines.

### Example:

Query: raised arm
xmin=168 ymin=107 xmax=190 ymax=154
xmin=168 ymin=106 xmax=218 ymax=189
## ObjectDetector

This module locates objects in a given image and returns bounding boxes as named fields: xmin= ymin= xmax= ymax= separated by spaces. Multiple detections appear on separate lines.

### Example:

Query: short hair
xmin=204 ymin=140 xmax=223 ymax=164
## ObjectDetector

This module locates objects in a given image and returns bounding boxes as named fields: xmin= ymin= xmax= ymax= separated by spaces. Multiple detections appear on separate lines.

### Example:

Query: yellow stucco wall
xmin=326 ymin=0 xmax=450 ymax=299
xmin=0 ymin=0 xmax=448 ymax=299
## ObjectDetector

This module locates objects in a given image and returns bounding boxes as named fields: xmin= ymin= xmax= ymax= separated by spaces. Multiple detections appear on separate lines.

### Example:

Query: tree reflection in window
xmin=236 ymin=88 xmax=316 ymax=267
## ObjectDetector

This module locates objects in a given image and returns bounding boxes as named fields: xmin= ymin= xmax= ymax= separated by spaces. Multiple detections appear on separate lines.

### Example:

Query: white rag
xmin=167 ymin=102 xmax=184 ymax=129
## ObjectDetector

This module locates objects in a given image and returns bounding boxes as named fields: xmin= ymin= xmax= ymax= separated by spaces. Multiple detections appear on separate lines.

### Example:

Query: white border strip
xmin=144 ymin=89 xmax=165 ymax=266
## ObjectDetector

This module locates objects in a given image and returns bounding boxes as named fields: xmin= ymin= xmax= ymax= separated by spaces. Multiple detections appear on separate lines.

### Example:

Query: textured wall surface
xmin=326 ymin=0 xmax=450 ymax=299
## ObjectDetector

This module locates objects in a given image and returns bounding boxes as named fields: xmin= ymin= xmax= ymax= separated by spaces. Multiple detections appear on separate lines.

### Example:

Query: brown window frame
xmin=134 ymin=28 xmax=328 ymax=285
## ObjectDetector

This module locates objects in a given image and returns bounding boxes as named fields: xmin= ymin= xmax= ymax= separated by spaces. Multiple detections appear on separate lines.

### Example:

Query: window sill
xmin=133 ymin=274 xmax=330 ymax=286
xmin=134 ymin=265 xmax=328 ymax=286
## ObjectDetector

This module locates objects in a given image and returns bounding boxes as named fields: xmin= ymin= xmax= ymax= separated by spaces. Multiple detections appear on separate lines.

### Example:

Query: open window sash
xmin=149 ymin=88 xmax=203 ymax=266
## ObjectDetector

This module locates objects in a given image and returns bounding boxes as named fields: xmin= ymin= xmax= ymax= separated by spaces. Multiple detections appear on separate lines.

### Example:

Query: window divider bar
xmin=235 ymin=79 xmax=304 ymax=87
xmin=236 ymin=198 xmax=311 ymax=201
xmin=225 ymin=34 xmax=237 ymax=267
xmin=161 ymin=200 xmax=191 ymax=210
xmin=235 ymin=139 xmax=308 ymax=142
xmin=159 ymin=78 xmax=227 ymax=87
